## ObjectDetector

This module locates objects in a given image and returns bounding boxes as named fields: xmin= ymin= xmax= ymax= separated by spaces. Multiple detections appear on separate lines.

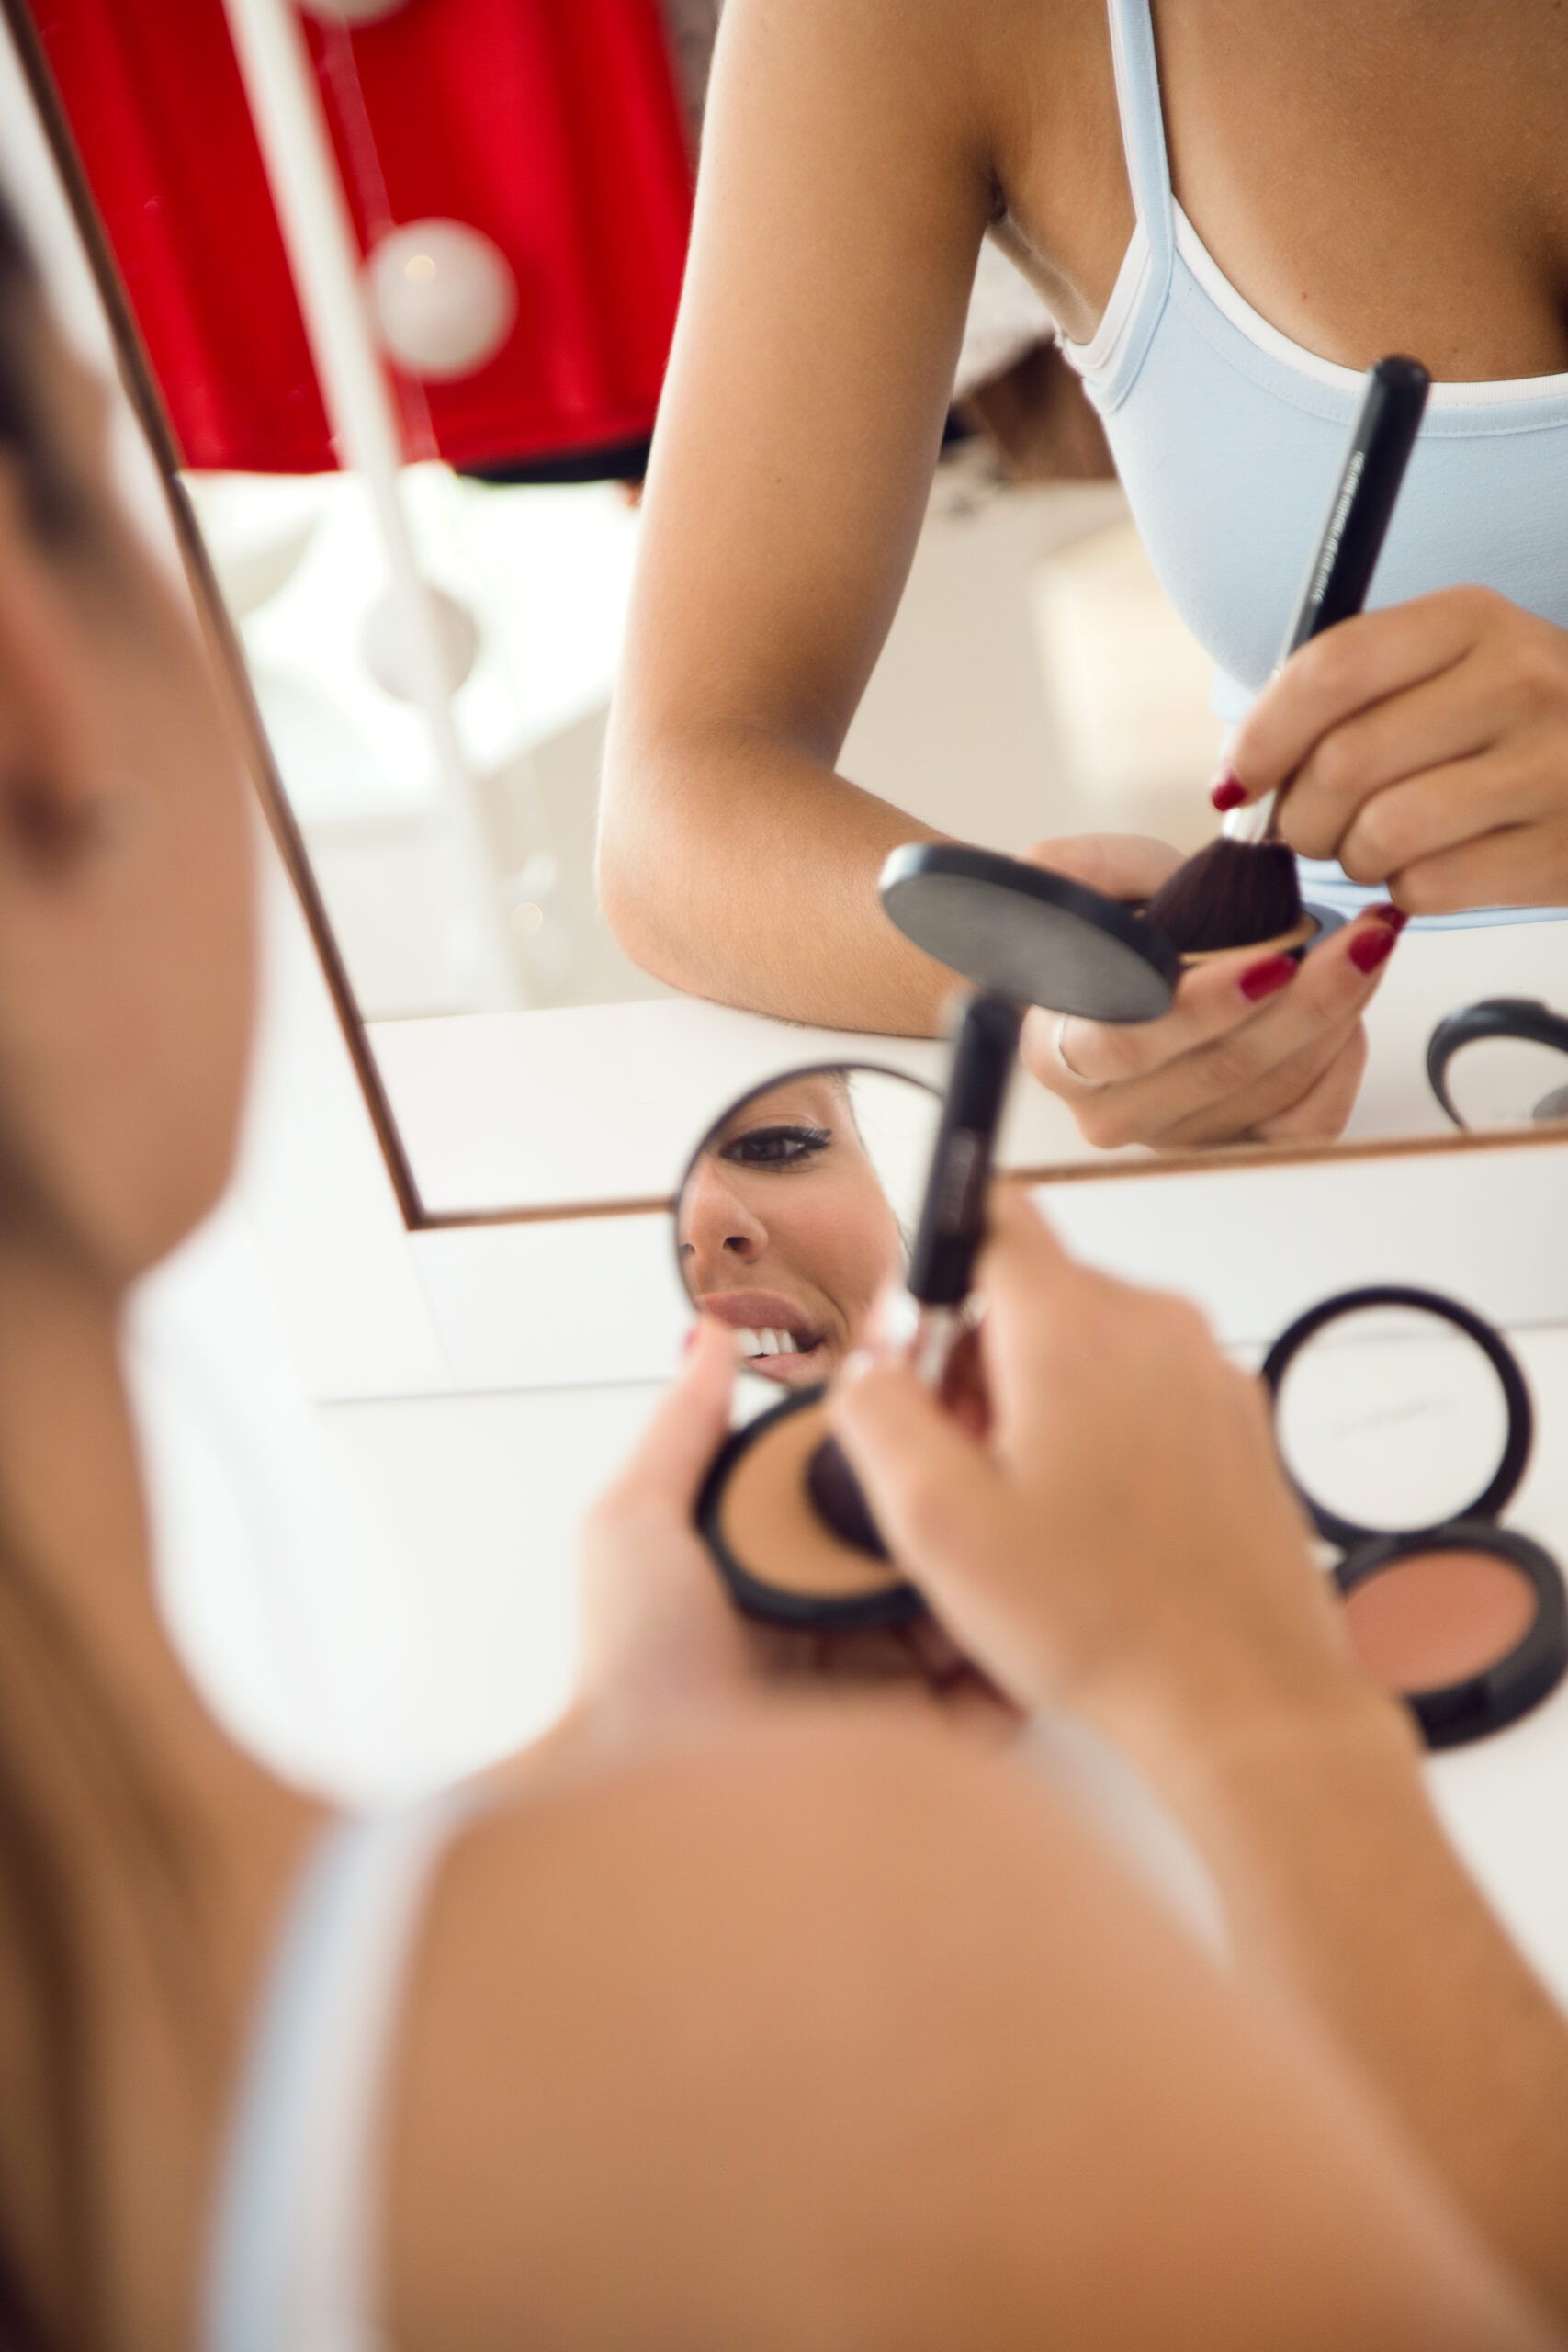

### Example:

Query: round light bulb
xmin=367 ymin=220 xmax=517 ymax=381
xmin=360 ymin=582 xmax=480 ymax=702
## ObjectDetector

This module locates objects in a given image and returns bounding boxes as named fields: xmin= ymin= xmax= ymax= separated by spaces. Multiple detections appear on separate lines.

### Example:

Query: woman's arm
xmin=833 ymin=1190 xmax=1568 ymax=2316
xmin=602 ymin=0 xmax=1406 ymax=1158
xmin=600 ymin=0 xmax=990 ymax=1033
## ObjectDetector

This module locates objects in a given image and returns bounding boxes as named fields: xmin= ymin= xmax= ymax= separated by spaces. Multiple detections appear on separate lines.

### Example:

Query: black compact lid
xmin=880 ymin=842 xmax=1180 ymax=1023
xmin=1260 ymin=1283 xmax=1533 ymax=1552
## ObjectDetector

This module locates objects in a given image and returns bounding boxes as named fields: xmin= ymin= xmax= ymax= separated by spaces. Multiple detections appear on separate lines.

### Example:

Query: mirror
xmin=676 ymin=1060 xmax=961 ymax=1631
xmin=10 ymin=0 xmax=1566 ymax=1228
xmin=675 ymin=1066 xmax=943 ymax=1393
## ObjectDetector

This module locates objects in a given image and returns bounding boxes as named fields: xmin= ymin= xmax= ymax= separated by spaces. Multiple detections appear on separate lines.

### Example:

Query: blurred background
xmin=28 ymin=0 xmax=1225 ymax=1024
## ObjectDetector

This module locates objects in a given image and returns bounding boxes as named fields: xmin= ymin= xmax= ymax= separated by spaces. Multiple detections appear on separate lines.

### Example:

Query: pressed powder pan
xmin=1261 ymin=1284 xmax=1568 ymax=1748
xmin=696 ymin=1386 xmax=923 ymax=1631
xmin=880 ymin=842 xmax=1333 ymax=1025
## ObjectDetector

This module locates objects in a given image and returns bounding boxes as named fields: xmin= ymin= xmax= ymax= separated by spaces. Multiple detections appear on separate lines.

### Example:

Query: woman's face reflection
xmin=680 ymin=1074 xmax=904 ymax=1385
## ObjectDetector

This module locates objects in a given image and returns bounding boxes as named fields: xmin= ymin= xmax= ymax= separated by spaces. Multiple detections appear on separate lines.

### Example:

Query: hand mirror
xmin=674 ymin=999 xmax=1021 ymax=1627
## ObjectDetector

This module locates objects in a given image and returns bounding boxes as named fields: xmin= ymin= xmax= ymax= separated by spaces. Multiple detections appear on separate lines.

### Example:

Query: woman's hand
xmin=576 ymin=1317 xmax=1010 ymax=1741
xmin=1019 ymin=835 xmax=1401 ymax=1148
xmin=1225 ymin=586 xmax=1568 ymax=911
xmin=829 ymin=1188 xmax=1385 ymax=1770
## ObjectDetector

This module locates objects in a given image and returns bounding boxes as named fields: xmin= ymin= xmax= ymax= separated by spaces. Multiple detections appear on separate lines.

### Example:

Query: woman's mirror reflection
xmin=676 ymin=1067 xmax=942 ymax=1385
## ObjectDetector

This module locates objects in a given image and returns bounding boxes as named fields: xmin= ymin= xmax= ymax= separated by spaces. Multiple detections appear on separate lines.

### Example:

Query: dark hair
xmin=0 ymin=186 xmax=195 ymax=2352
xmin=0 ymin=189 xmax=86 ymax=547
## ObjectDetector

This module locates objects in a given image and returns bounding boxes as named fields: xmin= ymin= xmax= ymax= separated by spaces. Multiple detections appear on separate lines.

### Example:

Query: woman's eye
xmin=721 ymin=1123 xmax=832 ymax=1170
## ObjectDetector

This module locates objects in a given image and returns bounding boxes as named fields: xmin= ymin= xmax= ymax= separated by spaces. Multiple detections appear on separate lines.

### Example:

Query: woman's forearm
xmin=597 ymin=717 xmax=956 ymax=1034
xmin=1168 ymin=1697 xmax=1568 ymax=2317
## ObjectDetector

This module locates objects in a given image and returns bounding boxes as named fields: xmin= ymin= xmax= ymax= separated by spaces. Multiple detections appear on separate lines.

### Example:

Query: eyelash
xmin=721 ymin=1124 xmax=832 ymax=1170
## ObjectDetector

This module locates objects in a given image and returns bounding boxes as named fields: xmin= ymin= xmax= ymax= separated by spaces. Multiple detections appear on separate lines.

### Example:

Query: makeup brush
xmin=1145 ymin=355 xmax=1431 ymax=956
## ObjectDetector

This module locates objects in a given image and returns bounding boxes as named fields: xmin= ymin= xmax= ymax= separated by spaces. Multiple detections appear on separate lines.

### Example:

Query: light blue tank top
xmin=1060 ymin=0 xmax=1568 ymax=925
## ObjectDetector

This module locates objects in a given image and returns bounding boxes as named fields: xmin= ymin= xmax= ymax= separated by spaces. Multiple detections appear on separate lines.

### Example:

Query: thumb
xmin=833 ymin=1360 xmax=1049 ymax=1713
xmin=829 ymin=1357 xmax=998 ymax=1588
xmin=602 ymin=1316 xmax=735 ymax=1524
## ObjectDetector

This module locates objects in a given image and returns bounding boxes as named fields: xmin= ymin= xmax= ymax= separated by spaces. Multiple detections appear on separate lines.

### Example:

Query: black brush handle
xmin=907 ymin=991 xmax=1022 ymax=1306
xmin=1281 ymin=356 xmax=1429 ymax=657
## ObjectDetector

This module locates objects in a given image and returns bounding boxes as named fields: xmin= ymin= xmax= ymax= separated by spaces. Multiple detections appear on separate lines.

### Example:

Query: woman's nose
xmin=678 ymin=1157 xmax=768 ymax=1281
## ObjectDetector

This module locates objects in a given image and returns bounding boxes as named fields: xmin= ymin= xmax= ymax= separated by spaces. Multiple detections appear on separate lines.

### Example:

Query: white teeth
xmin=733 ymin=1326 xmax=802 ymax=1359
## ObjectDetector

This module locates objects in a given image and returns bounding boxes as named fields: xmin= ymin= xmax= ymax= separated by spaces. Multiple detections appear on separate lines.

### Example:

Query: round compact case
xmin=697 ymin=1384 xmax=924 ymax=1631
xmin=1261 ymin=1284 xmax=1568 ymax=1747
xmin=879 ymin=841 xmax=1339 ymax=1025
xmin=1427 ymin=997 xmax=1568 ymax=1131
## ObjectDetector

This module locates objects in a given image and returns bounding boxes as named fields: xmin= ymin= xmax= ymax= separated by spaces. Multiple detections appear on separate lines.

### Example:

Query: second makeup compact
xmin=1262 ymin=1284 xmax=1568 ymax=1747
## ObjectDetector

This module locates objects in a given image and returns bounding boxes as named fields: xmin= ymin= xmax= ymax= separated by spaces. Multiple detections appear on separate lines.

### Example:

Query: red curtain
xmin=26 ymin=0 xmax=694 ymax=473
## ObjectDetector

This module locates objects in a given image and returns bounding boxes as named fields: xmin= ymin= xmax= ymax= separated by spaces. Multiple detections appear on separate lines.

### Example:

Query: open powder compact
xmin=1261 ymin=1285 xmax=1568 ymax=1747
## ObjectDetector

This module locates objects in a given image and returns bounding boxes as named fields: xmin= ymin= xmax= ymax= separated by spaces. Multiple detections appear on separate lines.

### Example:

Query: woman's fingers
xmin=1388 ymin=820 xmax=1568 ymax=915
xmin=1280 ymin=659 xmax=1506 ymax=861
xmin=1247 ymin=1023 xmax=1370 ymax=1144
xmin=1024 ymin=910 xmax=1400 ymax=1149
xmin=1223 ymin=588 xmax=1568 ymax=908
xmin=1332 ymin=753 xmax=1567 ymax=889
xmin=833 ymin=1357 xmax=998 ymax=1569
xmin=1226 ymin=589 xmax=1485 ymax=803
xmin=596 ymin=1315 xmax=735 ymax=1525
xmin=1152 ymin=1015 xmax=1372 ymax=1152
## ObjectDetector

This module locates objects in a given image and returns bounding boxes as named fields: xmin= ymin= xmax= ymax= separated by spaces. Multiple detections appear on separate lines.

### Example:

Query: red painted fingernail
xmin=1369 ymin=902 xmax=1409 ymax=933
xmin=1238 ymin=953 xmax=1297 ymax=1002
xmin=1210 ymin=770 xmax=1248 ymax=813
xmin=1349 ymin=923 xmax=1397 ymax=975
xmin=682 ymin=1322 xmax=701 ymax=1356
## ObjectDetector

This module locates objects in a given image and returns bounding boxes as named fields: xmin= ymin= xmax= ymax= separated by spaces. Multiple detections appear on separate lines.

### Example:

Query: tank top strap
xmin=203 ymin=1792 xmax=479 ymax=2352
xmin=1106 ymin=0 xmax=1175 ymax=268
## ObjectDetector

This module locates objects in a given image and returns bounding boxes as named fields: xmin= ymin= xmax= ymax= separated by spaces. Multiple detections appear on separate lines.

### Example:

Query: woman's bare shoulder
xmin=379 ymin=1708 xmax=1541 ymax=2352
xmin=710 ymin=0 xmax=1090 ymax=146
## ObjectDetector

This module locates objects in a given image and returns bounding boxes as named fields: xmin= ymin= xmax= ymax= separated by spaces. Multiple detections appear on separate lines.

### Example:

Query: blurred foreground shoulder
xmin=381 ymin=1710 xmax=1552 ymax=2352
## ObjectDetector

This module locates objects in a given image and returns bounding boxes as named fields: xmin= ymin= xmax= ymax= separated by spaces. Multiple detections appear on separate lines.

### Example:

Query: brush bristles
xmin=1143 ymin=838 xmax=1303 ymax=956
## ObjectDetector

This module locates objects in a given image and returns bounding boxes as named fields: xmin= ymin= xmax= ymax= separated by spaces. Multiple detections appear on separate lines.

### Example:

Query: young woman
xmin=0 ymin=196 xmax=1553 ymax=2347
xmin=600 ymin=0 xmax=1568 ymax=1148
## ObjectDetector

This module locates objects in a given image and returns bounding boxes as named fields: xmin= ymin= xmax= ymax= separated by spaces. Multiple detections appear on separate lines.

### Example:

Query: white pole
xmin=220 ymin=0 xmax=519 ymax=1009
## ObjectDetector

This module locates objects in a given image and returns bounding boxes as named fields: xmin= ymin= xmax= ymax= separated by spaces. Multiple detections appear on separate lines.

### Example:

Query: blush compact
xmin=1261 ymin=1284 xmax=1568 ymax=1747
